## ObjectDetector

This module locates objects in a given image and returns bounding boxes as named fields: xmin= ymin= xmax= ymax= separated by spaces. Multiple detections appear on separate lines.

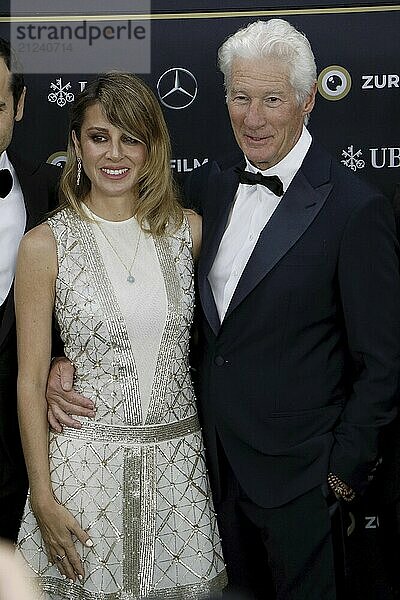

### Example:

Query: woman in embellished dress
xmin=15 ymin=73 xmax=227 ymax=599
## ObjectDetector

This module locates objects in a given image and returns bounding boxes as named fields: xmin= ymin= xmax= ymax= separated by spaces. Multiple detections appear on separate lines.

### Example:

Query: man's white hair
xmin=218 ymin=18 xmax=317 ymax=108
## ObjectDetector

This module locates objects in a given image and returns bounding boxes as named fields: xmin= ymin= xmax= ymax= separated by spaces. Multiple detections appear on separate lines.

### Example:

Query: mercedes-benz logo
xmin=157 ymin=68 xmax=198 ymax=110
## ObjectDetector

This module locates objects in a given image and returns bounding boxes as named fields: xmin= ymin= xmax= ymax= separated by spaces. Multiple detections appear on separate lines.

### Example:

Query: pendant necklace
xmin=87 ymin=206 xmax=142 ymax=284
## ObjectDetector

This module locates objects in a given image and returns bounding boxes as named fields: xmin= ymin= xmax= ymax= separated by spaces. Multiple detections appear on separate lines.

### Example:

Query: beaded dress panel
xmin=17 ymin=208 xmax=227 ymax=599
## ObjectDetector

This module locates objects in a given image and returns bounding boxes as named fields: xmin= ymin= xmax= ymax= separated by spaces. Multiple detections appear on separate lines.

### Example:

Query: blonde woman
xmin=15 ymin=73 xmax=226 ymax=599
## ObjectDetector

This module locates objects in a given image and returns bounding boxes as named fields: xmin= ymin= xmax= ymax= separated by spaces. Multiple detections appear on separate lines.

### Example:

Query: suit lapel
xmin=199 ymin=163 xmax=243 ymax=335
xmin=198 ymin=142 xmax=333 ymax=331
xmin=224 ymin=142 xmax=333 ymax=320
xmin=10 ymin=153 xmax=44 ymax=232
xmin=225 ymin=169 xmax=332 ymax=319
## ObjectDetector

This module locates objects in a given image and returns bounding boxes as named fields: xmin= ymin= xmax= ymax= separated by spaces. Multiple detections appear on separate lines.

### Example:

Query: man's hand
xmin=47 ymin=357 xmax=95 ymax=432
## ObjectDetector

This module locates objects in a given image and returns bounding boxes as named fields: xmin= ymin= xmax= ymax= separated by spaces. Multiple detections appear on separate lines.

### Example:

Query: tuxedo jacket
xmin=184 ymin=140 xmax=400 ymax=508
xmin=0 ymin=153 xmax=59 ymax=498
xmin=378 ymin=183 xmax=400 ymax=506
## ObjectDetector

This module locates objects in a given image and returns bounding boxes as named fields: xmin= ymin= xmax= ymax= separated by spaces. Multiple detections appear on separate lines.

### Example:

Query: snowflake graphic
xmin=48 ymin=78 xmax=74 ymax=107
xmin=341 ymin=145 xmax=365 ymax=171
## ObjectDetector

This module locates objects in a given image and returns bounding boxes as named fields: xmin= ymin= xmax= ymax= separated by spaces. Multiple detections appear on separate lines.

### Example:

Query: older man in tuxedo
xmin=45 ymin=19 xmax=400 ymax=599
xmin=182 ymin=20 xmax=400 ymax=598
xmin=0 ymin=38 xmax=59 ymax=542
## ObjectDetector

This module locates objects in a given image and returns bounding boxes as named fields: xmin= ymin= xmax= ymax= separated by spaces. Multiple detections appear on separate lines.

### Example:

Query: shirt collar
xmin=244 ymin=126 xmax=312 ymax=193
xmin=0 ymin=151 xmax=20 ymax=201
xmin=0 ymin=151 xmax=7 ymax=169
xmin=0 ymin=150 xmax=13 ymax=172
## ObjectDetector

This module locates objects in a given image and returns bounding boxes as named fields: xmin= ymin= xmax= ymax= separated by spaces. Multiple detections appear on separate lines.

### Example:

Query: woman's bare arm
xmin=15 ymin=224 xmax=91 ymax=582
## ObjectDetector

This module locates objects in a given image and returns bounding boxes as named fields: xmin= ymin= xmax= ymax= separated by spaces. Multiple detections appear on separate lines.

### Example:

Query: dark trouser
xmin=215 ymin=448 xmax=339 ymax=600
xmin=0 ymin=341 xmax=28 ymax=543
xmin=0 ymin=484 xmax=27 ymax=542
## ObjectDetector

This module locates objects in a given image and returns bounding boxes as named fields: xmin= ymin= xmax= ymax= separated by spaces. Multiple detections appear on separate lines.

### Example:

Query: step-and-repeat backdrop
xmin=1 ymin=1 xmax=400 ymax=597
xmin=0 ymin=1 xmax=399 ymax=200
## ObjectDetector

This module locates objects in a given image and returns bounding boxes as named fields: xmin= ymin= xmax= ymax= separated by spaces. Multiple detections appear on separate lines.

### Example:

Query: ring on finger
xmin=55 ymin=554 xmax=66 ymax=561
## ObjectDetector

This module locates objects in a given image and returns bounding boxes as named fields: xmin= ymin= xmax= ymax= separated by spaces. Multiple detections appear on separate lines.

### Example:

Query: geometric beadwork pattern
xmin=17 ymin=209 xmax=227 ymax=599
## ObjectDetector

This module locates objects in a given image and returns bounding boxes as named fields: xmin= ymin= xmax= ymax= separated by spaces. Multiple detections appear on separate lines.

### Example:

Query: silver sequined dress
xmin=17 ymin=208 xmax=227 ymax=599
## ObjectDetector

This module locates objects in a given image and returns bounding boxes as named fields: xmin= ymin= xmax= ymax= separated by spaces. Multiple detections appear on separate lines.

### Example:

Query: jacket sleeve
xmin=181 ymin=160 xmax=221 ymax=215
xmin=329 ymin=193 xmax=400 ymax=493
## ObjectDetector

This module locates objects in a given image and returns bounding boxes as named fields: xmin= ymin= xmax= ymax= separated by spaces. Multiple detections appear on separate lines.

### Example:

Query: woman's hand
xmin=31 ymin=495 xmax=93 ymax=582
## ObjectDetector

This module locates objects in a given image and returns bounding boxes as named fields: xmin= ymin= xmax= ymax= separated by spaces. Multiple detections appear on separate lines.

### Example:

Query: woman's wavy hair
xmin=59 ymin=72 xmax=182 ymax=236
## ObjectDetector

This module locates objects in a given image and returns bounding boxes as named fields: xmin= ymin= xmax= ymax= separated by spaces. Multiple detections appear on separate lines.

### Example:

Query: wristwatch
xmin=327 ymin=473 xmax=356 ymax=502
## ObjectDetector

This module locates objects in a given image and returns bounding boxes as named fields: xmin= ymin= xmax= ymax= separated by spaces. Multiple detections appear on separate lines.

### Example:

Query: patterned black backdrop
xmin=1 ymin=1 xmax=400 ymax=598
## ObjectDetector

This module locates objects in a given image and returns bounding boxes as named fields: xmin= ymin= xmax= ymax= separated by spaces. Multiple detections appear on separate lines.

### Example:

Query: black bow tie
xmin=235 ymin=167 xmax=284 ymax=197
xmin=0 ymin=169 xmax=13 ymax=198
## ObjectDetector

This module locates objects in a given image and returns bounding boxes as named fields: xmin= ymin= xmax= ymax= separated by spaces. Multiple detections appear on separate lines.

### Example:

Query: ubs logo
xmin=47 ymin=78 xmax=74 ymax=107
xmin=157 ymin=68 xmax=198 ymax=110
xmin=318 ymin=65 xmax=352 ymax=101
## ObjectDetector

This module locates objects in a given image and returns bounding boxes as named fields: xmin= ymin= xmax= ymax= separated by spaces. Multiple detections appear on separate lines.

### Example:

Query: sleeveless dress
xmin=17 ymin=207 xmax=227 ymax=599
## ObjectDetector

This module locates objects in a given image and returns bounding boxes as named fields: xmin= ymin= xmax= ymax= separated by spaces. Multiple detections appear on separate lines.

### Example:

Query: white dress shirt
xmin=0 ymin=151 xmax=26 ymax=305
xmin=208 ymin=126 xmax=312 ymax=322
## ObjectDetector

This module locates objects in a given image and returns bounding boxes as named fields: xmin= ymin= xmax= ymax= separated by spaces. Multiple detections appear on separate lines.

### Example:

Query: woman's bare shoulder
xmin=18 ymin=223 xmax=57 ymax=269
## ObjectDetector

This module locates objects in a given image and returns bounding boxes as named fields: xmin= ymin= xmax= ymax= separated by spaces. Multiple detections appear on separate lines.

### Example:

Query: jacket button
xmin=214 ymin=355 xmax=225 ymax=366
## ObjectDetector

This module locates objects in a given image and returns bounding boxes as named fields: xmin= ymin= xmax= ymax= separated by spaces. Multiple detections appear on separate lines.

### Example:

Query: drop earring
xmin=76 ymin=157 xmax=82 ymax=186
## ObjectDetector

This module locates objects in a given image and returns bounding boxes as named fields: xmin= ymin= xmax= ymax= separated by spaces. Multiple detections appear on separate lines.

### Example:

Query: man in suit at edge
xmin=0 ymin=38 xmax=59 ymax=542
xmin=44 ymin=19 xmax=400 ymax=599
